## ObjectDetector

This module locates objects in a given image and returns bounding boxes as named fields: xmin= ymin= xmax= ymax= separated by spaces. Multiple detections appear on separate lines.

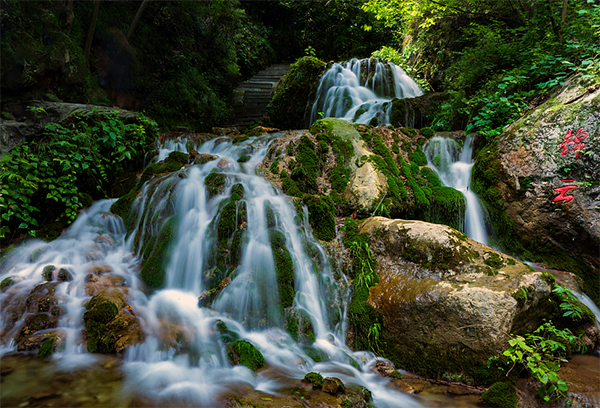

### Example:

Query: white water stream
xmin=0 ymin=133 xmax=425 ymax=407
xmin=424 ymin=135 xmax=489 ymax=245
xmin=310 ymin=58 xmax=423 ymax=126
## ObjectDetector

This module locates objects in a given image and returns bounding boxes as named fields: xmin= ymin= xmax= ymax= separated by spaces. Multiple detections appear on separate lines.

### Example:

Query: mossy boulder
xmin=140 ymin=217 xmax=177 ymax=290
xmin=228 ymin=340 xmax=265 ymax=371
xmin=473 ymin=75 xmax=600 ymax=305
xmin=266 ymin=56 xmax=326 ymax=130
xmin=304 ymin=372 xmax=324 ymax=388
xmin=481 ymin=382 xmax=517 ymax=408
xmin=389 ymin=93 xmax=447 ymax=129
xmin=359 ymin=217 xmax=556 ymax=382
xmin=82 ymin=289 xmax=139 ymax=353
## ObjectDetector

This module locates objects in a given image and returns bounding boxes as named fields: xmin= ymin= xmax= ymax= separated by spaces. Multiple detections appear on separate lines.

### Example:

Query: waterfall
xmin=424 ymin=135 xmax=489 ymax=245
xmin=309 ymin=58 xmax=423 ymax=126
xmin=0 ymin=132 xmax=423 ymax=407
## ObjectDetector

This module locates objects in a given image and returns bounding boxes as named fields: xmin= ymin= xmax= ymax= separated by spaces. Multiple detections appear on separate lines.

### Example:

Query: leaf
xmin=557 ymin=380 xmax=568 ymax=392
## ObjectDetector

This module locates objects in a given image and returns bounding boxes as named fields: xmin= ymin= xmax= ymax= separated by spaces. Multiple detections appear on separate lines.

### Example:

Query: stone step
xmin=220 ymin=62 xmax=291 ymax=130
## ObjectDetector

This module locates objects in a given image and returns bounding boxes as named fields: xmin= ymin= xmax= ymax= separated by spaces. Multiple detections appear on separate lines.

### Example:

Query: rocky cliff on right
xmin=471 ymin=75 xmax=600 ymax=304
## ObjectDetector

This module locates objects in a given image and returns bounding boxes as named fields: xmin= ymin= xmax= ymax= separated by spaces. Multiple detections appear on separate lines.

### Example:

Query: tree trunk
xmin=127 ymin=0 xmax=150 ymax=42
xmin=84 ymin=0 xmax=100 ymax=61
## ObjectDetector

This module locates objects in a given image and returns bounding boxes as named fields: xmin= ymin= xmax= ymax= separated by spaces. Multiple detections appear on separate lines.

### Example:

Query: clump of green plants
xmin=0 ymin=110 xmax=157 ymax=240
xmin=488 ymin=284 xmax=588 ymax=404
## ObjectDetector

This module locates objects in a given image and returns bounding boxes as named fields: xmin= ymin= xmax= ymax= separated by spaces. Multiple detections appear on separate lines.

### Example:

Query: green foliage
xmin=0 ymin=111 xmax=157 ymax=240
xmin=488 ymin=284 xmax=587 ymax=402
xmin=363 ymin=0 xmax=600 ymax=137
xmin=481 ymin=382 xmax=517 ymax=408
xmin=489 ymin=316 xmax=586 ymax=404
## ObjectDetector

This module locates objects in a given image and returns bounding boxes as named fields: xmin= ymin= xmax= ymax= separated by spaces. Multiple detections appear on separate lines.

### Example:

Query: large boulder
xmin=359 ymin=217 xmax=555 ymax=382
xmin=472 ymin=75 xmax=600 ymax=303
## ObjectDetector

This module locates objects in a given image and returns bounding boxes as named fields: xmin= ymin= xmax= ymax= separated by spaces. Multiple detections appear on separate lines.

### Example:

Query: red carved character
xmin=558 ymin=128 xmax=588 ymax=159
xmin=553 ymin=179 xmax=577 ymax=203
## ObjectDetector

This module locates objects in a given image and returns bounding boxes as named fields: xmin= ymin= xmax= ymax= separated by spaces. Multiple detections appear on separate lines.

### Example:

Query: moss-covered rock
xmin=266 ymin=56 xmax=326 ymax=130
xmin=304 ymin=372 xmax=324 ymax=388
xmin=228 ymin=340 xmax=265 ymax=371
xmin=472 ymin=76 xmax=600 ymax=305
xmin=269 ymin=230 xmax=295 ymax=309
xmin=429 ymin=186 xmax=466 ymax=231
xmin=481 ymin=382 xmax=517 ymax=408
xmin=140 ymin=217 xmax=177 ymax=289
xmin=303 ymin=195 xmax=336 ymax=241
xmin=360 ymin=217 xmax=556 ymax=383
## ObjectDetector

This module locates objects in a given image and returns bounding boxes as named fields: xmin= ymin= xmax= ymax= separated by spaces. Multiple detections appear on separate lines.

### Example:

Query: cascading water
xmin=424 ymin=135 xmax=489 ymax=245
xmin=0 ymin=132 xmax=428 ymax=407
xmin=309 ymin=58 xmax=423 ymax=126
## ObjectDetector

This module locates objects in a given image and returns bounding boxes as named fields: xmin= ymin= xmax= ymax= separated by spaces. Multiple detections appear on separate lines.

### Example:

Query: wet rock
xmin=322 ymin=377 xmax=345 ymax=395
xmin=193 ymin=153 xmax=218 ymax=165
xmin=1 ymin=276 xmax=16 ymax=291
xmin=472 ymin=75 xmax=599 ymax=301
xmin=344 ymin=161 xmax=387 ymax=212
xmin=303 ymin=372 xmax=324 ymax=389
xmin=370 ymin=360 xmax=396 ymax=377
xmin=25 ymin=292 xmax=58 ymax=313
xmin=214 ymin=137 xmax=232 ymax=145
xmin=15 ymin=314 xmax=59 ymax=347
xmin=95 ymin=234 xmax=115 ymax=248
xmin=198 ymin=277 xmax=231 ymax=308
xmin=83 ymin=289 xmax=128 ymax=353
xmin=57 ymin=268 xmax=73 ymax=282
xmin=42 ymin=265 xmax=55 ymax=281
xmin=359 ymin=217 xmax=556 ymax=381
xmin=217 ymin=157 xmax=234 ymax=170
xmin=228 ymin=340 xmax=265 ymax=371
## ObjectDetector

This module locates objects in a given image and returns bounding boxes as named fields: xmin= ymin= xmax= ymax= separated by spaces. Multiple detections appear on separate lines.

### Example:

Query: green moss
xmin=140 ymin=217 xmax=177 ymax=289
xmin=481 ymin=382 xmax=517 ymax=408
xmin=37 ymin=337 xmax=58 ymax=357
xmin=484 ymin=252 xmax=504 ymax=268
xmin=1 ymin=277 xmax=15 ymax=290
xmin=390 ymin=370 xmax=403 ymax=379
xmin=410 ymin=150 xmax=427 ymax=166
xmin=513 ymin=287 xmax=529 ymax=304
xmin=304 ymin=372 xmax=324 ymax=388
xmin=429 ymin=187 xmax=466 ymax=231
xmin=229 ymin=340 xmax=265 ymax=371
xmin=110 ymin=188 xmax=138 ymax=225
xmin=303 ymin=195 xmax=336 ymax=241
xmin=83 ymin=294 xmax=119 ymax=353
xmin=401 ymin=140 xmax=413 ymax=153
xmin=291 ymin=135 xmax=319 ymax=194
xmin=270 ymin=158 xmax=281 ymax=174
xmin=266 ymin=56 xmax=326 ymax=130
xmin=281 ymin=175 xmax=303 ymax=198
xmin=205 ymin=172 xmax=228 ymax=197
xmin=286 ymin=309 xmax=315 ymax=343
xmin=269 ymin=230 xmax=295 ymax=309
xmin=419 ymin=127 xmax=435 ymax=138
xmin=165 ymin=151 xmax=189 ymax=165
xmin=400 ymin=127 xmax=417 ymax=138
xmin=237 ymin=155 xmax=251 ymax=163
xmin=216 ymin=320 xmax=239 ymax=344
xmin=42 ymin=265 xmax=55 ymax=281
xmin=390 ymin=98 xmax=407 ymax=128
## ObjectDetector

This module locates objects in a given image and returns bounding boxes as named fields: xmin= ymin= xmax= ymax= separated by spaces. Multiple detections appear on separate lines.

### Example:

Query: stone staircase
xmin=221 ymin=63 xmax=290 ymax=130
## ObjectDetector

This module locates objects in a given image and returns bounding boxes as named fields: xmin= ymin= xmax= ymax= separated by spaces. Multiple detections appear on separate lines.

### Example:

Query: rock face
xmin=472 ymin=75 xmax=600 ymax=303
xmin=360 ymin=217 xmax=554 ymax=381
